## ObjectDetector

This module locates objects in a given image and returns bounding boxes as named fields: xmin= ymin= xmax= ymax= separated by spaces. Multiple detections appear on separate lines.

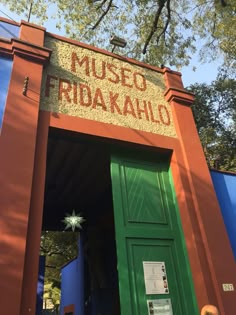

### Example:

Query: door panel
xmin=127 ymin=239 xmax=183 ymax=314
xmin=111 ymin=152 xmax=198 ymax=315
xmin=121 ymin=161 xmax=168 ymax=225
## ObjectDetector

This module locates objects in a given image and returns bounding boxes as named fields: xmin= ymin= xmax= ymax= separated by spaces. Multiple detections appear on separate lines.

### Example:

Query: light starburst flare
xmin=62 ymin=210 xmax=85 ymax=232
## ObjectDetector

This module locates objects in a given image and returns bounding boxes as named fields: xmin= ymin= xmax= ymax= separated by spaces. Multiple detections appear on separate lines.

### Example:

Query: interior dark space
xmin=42 ymin=127 xmax=114 ymax=232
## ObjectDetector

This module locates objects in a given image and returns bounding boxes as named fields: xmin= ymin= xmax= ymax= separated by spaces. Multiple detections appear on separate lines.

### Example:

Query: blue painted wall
xmin=36 ymin=256 xmax=46 ymax=315
xmin=211 ymin=170 xmax=236 ymax=259
xmin=60 ymin=229 xmax=118 ymax=315
xmin=0 ymin=21 xmax=19 ymax=132
xmin=0 ymin=56 xmax=13 ymax=132
xmin=0 ymin=20 xmax=19 ymax=39
xmin=60 ymin=236 xmax=84 ymax=315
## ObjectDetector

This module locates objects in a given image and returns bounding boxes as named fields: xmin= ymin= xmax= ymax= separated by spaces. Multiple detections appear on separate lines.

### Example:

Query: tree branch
xmin=96 ymin=0 xmax=107 ymax=10
xmin=186 ymin=1 xmax=213 ymax=14
xmin=142 ymin=0 xmax=171 ymax=54
xmin=91 ymin=0 xmax=113 ymax=30
xmin=220 ymin=0 xmax=227 ymax=7
xmin=45 ymin=265 xmax=59 ymax=269
xmin=156 ymin=0 xmax=171 ymax=45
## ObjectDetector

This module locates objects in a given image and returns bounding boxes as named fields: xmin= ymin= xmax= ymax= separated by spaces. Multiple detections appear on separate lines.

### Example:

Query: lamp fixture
xmin=110 ymin=35 xmax=127 ymax=52
xmin=62 ymin=210 xmax=85 ymax=232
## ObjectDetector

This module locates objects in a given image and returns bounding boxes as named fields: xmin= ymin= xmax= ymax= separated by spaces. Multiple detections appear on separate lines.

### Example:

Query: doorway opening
xmin=39 ymin=127 xmax=120 ymax=315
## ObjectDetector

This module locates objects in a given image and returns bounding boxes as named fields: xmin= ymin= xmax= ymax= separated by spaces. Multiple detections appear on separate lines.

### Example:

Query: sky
xmin=0 ymin=4 xmax=223 ymax=87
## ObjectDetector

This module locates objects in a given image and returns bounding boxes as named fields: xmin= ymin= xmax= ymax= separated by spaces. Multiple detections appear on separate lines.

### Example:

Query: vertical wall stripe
xmin=211 ymin=170 xmax=236 ymax=259
xmin=0 ymin=56 xmax=13 ymax=132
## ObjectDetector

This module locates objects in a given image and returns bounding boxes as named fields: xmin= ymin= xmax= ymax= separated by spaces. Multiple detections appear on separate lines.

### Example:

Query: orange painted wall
xmin=0 ymin=19 xmax=50 ymax=315
xmin=164 ymin=74 xmax=236 ymax=314
xmin=0 ymin=17 xmax=235 ymax=315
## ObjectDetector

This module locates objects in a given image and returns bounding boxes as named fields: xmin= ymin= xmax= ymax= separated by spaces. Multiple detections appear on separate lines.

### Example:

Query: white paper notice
xmin=143 ymin=261 xmax=169 ymax=295
xmin=147 ymin=299 xmax=173 ymax=315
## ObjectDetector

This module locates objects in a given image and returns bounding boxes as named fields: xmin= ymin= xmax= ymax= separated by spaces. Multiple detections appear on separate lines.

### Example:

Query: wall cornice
xmin=0 ymin=37 xmax=51 ymax=64
xmin=164 ymin=87 xmax=195 ymax=106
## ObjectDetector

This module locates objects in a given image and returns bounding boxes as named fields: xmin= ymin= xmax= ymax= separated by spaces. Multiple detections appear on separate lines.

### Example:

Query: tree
xmin=3 ymin=0 xmax=236 ymax=68
xmin=188 ymin=70 xmax=236 ymax=171
xmin=40 ymin=231 xmax=78 ymax=311
xmin=40 ymin=231 xmax=78 ymax=284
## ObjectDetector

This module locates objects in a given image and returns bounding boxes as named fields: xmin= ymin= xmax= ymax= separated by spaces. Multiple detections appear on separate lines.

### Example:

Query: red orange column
xmin=164 ymin=69 xmax=236 ymax=315
xmin=20 ymin=111 xmax=50 ymax=315
xmin=0 ymin=21 xmax=51 ymax=314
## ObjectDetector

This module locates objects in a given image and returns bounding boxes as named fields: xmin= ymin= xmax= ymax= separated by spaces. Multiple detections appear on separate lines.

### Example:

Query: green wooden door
xmin=110 ymin=151 xmax=198 ymax=315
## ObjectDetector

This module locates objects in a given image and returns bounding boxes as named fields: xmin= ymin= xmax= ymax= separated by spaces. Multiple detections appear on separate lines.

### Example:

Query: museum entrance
xmin=40 ymin=127 xmax=120 ymax=315
xmin=39 ymin=126 xmax=198 ymax=315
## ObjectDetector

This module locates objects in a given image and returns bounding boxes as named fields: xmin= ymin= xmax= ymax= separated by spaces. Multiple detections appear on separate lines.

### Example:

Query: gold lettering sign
xmin=40 ymin=36 xmax=176 ymax=138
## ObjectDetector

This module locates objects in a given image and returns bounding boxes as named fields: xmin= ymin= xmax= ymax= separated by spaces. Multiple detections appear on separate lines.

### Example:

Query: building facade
xmin=0 ymin=17 xmax=235 ymax=315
